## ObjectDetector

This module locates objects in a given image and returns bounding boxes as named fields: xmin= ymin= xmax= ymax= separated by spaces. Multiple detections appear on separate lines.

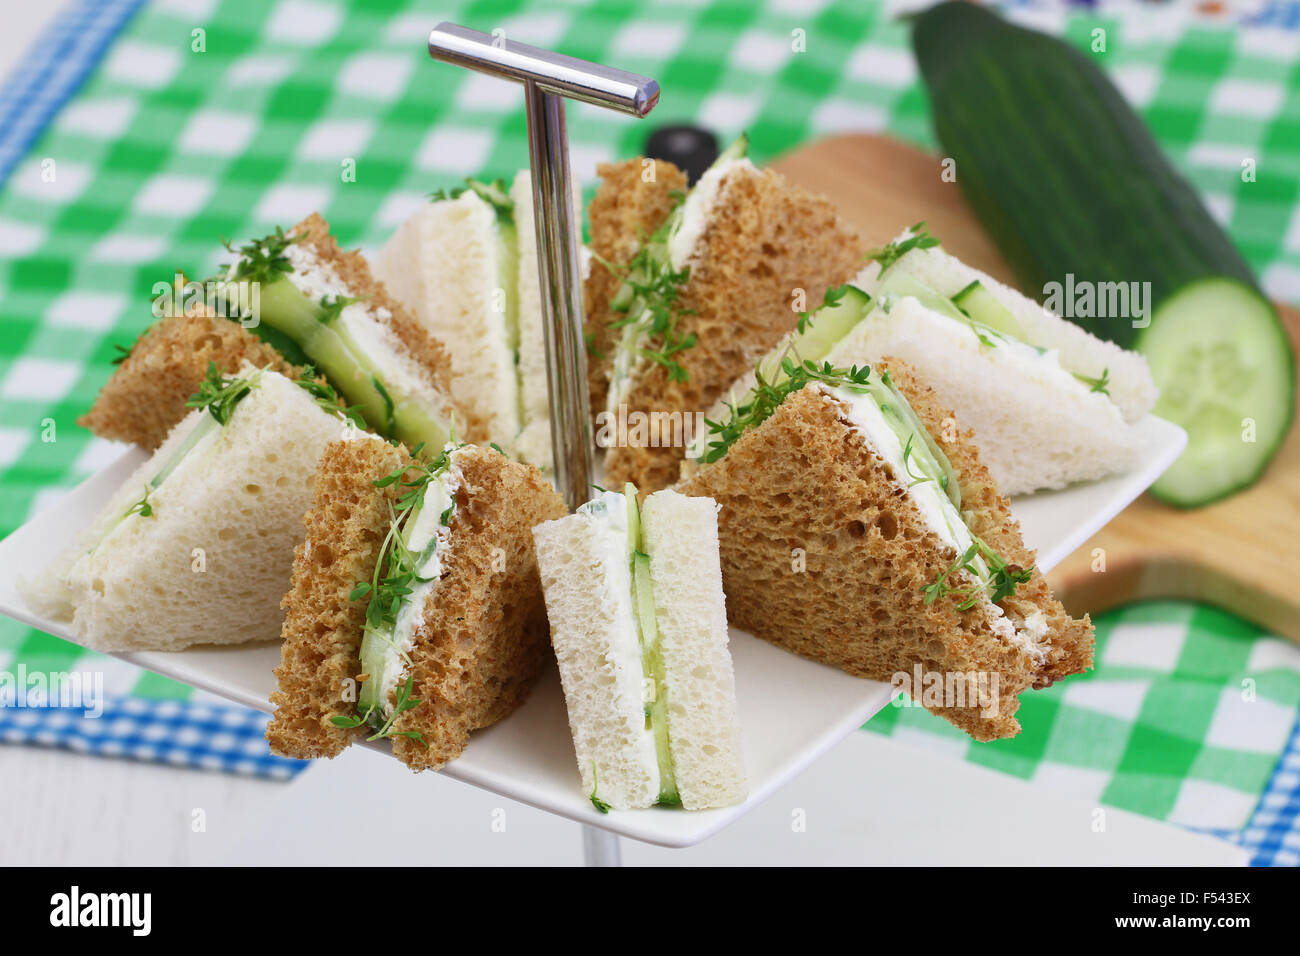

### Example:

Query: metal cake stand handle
xmin=427 ymin=22 xmax=660 ymax=868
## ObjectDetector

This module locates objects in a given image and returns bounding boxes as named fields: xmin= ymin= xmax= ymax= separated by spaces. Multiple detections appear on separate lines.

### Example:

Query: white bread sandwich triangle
xmin=81 ymin=214 xmax=469 ymax=458
xmin=24 ymin=362 xmax=361 ymax=651
xmin=586 ymin=136 xmax=865 ymax=494
xmin=373 ymin=173 xmax=580 ymax=472
xmin=510 ymin=170 xmax=566 ymax=470
xmin=267 ymin=438 xmax=565 ymax=771
xmin=678 ymin=356 xmax=1093 ymax=740
xmin=689 ymin=229 xmax=1159 ymax=495
xmin=531 ymin=485 xmax=746 ymax=810
xmin=846 ymin=226 xmax=1158 ymax=493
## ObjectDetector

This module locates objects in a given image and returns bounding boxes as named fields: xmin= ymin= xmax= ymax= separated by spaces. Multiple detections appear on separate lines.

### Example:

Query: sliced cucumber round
xmin=1140 ymin=278 xmax=1295 ymax=507
xmin=951 ymin=279 xmax=1028 ymax=342
xmin=238 ymin=276 xmax=453 ymax=454
xmin=878 ymin=273 xmax=969 ymax=323
xmin=630 ymin=523 xmax=679 ymax=806
xmin=786 ymin=285 xmax=872 ymax=366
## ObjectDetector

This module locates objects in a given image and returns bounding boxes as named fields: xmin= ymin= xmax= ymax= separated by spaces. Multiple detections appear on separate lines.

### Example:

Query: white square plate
xmin=0 ymin=415 xmax=1184 ymax=847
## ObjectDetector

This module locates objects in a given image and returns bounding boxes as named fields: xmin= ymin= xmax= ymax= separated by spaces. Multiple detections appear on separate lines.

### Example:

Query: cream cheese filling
xmin=281 ymin=243 xmax=444 ymax=421
xmin=822 ymin=384 xmax=971 ymax=555
xmin=821 ymin=384 xmax=1046 ymax=661
xmin=374 ymin=461 xmax=461 ymax=717
xmin=577 ymin=490 xmax=661 ymax=789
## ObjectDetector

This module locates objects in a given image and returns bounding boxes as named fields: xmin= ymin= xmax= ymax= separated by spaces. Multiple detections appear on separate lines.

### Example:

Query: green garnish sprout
xmin=865 ymin=221 xmax=940 ymax=274
xmin=186 ymin=361 xmax=254 ymax=425
xmin=701 ymin=358 xmax=873 ymax=464
xmin=221 ymin=226 xmax=300 ymax=284
xmin=922 ymin=536 xmax=1032 ymax=611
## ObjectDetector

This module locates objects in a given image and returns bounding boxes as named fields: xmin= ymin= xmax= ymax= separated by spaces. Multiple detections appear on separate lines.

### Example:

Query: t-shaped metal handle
xmin=427 ymin=23 xmax=660 ymax=512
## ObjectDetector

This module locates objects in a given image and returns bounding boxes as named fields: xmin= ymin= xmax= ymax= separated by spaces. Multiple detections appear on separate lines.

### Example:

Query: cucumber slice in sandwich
xmin=951 ymin=279 xmax=1027 ymax=341
xmin=217 ymin=214 xmax=463 ymax=458
xmin=953 ymin=281 xmax=1118 ymax=393
xmin=693 ymin=226 xmax=1158 ymax=495
xmin=355 ymin=449 xmax=462 ymax=725
xmin=532 ymin=485 xmax=746 ymax=811
xmin=859 ymin=228 xmax=1152 ymax=391
xmin=268 ymin=439 xmax=567 ymax=771
xmin=680 ymin=356 xmax=1094 ymax=741
xmin=879 ymin=273 xmax=971 ymax=324
xmin=785 ymin=285 xmax=874 ymax=368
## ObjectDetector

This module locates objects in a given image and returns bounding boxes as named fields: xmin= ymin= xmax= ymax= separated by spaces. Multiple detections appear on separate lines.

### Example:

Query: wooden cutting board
xmin=772 ymin=134 xmax=1300 ymax=642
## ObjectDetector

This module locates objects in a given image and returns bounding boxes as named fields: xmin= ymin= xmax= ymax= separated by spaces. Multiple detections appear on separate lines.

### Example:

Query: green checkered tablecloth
xmin=2 ymin=0 xmax=1300 ymax=848
xmin=870 ymin=601 xmax=1300 ymax=830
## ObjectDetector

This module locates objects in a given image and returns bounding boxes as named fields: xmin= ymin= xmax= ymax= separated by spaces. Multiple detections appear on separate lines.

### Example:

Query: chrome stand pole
xmin=581 ymin=822 xmax=623 ymax=867
xmin=523 ymin=80 xmax=592 ymax=507
xmin=426 ymin=22 xmax=659 ymax=869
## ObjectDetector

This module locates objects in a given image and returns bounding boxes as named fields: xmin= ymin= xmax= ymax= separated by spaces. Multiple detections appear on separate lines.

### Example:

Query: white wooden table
xmin=0 ymin=730 xmax=1244 ymax=866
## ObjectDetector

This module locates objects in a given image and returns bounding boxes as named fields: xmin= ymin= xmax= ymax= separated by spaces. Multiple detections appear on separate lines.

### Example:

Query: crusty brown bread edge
xmin=268 ymin=439 xmax=566 ymax=767
xmin=79 ymin=308 xmax=299 ymax=450
xmin=388 ymin=444 xmax=568 ymax=770
xmin=583 ymin=157 xmax=691 ymax=420
xmin=677 ymin=358 xmax=1093 ymax=740
xmin=882 ymin=361 xmax=1095 ymax=688
xmin=267 ymin=437 xmax=402 ymax=759
xmin=605 ymin=165 xmax=866 ymax=493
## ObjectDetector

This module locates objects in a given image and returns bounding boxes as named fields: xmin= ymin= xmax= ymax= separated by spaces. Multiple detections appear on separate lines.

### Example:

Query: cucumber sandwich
xmin=374 ymin=173 xmax=572 ymax=471
xmin=82 ymin=214 xmax=468 ymax=459
xmin=25 ymin=363 xmax=360 ymax=651
xmin=584 ymin=137 xmax=866 ymax=494
xmin=267 ymin=438 xmax=565 ymax=771
xmin=531 ymin=485 xmax=746 ymax=811
xmin=678 ymin=356 xmax=1093 ymax=740
xmin=689 ymin=226 xmax=1160 ymax=496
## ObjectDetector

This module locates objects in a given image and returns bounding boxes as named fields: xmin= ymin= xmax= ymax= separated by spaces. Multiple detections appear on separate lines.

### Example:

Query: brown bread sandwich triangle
xmin=588 ymin=135 xmax=865 ymax=494
xmin=81 ymin=213 xmax=468 ymax=455
xmin=79 ymin=299 xmax=300 ymax=451
xmin=267 ymin=438 xmax=565 ymax=770
xmin=678 ymin=354 xmax=1093 ymax=740
xmin=584 ymin=155 xmax=690 ymax=417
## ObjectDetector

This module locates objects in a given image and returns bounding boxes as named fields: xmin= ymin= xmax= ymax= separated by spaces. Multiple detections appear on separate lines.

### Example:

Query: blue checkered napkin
xmin=0 ymin=0 xmax=304 ymax=783
xmin=0 ymin=694 xmax=306 ymax=779
xmin=0 ymin=0 xmax=145 ymax=186
xmin=1200 ymin=713 xmax=1300 ymax=867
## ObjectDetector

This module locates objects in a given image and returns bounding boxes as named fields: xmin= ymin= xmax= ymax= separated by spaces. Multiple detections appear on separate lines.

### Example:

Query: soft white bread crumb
xmin=855 ymin=242 xmax=1157 ymax=423
xmin=640 ymin=490 xmax=746 ymax=809
xmin=511 ymin=170 xmax=589 ymax=472
xmin=828 ymin=298 xmax=1141 ymax=495
xmin=374 ymin=192 xmax=520 ymax=451
xmin=27 ymin=367 xmax=350 ymax=651
xmin=510 ymin=170 xmax=553 ymax=471
xmin=532 ymin=499 xmax=660 ymax=809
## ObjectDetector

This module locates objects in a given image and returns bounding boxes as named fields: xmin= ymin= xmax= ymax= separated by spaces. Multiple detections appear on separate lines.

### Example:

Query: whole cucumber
xmin=912 ymin=1 xmax=1294 ymax=507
